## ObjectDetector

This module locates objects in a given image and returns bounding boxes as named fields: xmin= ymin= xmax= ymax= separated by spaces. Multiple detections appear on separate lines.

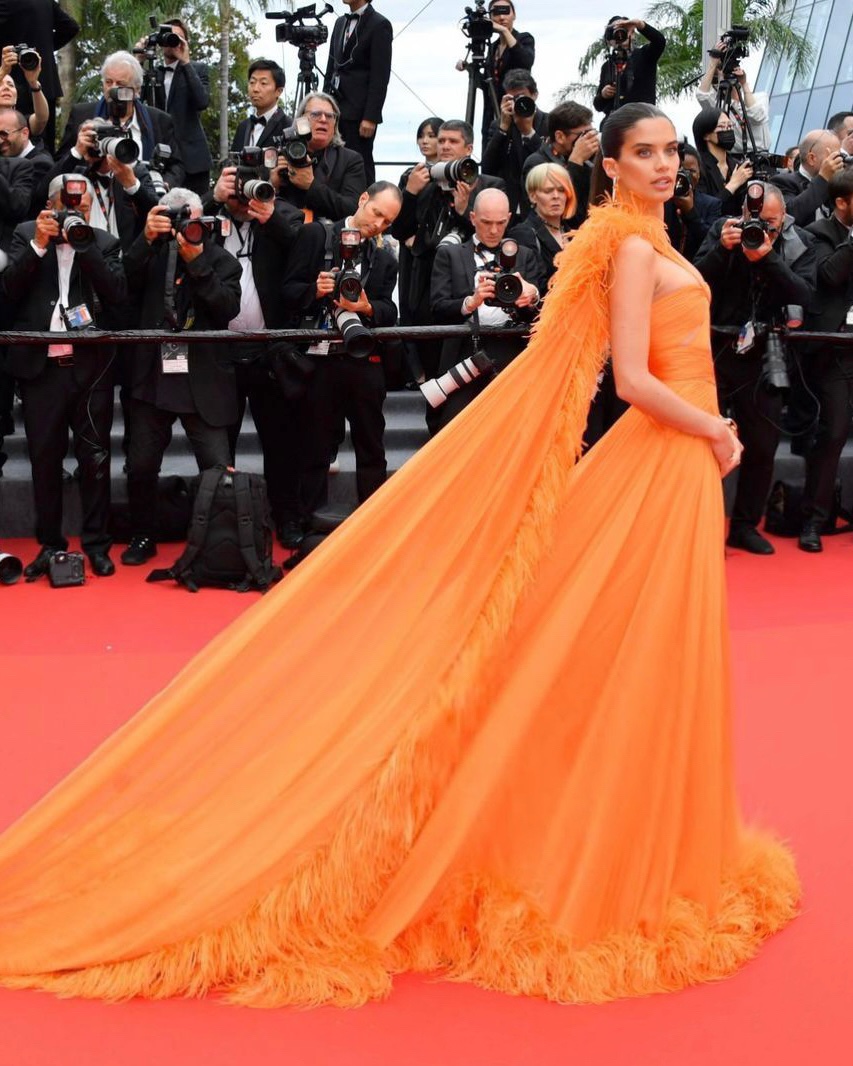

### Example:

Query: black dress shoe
xmin=120 ymin=535 xmax=157 ymax=566
xmin=23 ymin=546 xmax=57 ymax=581
xmin=726 ymin=525 xmax=775 ymax=555
xmin=278 ymin=519 xmax=305 ymax=550
xmin=88 ymin=552 xmax=116 ymax=576
xmin=798 ymin=522 xmax=823 ymax=554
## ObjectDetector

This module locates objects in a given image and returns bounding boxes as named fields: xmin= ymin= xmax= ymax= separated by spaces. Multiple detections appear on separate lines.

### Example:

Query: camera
xmin=421 ymin=348 xmax=496 ymax=408
xmin=604 ymin=23 xmax=629 ymax=46
xmin=709 ymin=25 xmax=750 ymax=78
xmin=149 ymin=142 xmax=172 ymax=198
xmin=159 ymin=205 xmax=223 ymax=245
xmin=513 ymin=95 xmax=536 ymax=119
xmin=277 ymin=117 xmax=314 ymax=170
xmin=484 ymin=238 xmax=523 ymax=307
xmin=735 ymin=150 xmax=787 ymax=181
xmin=228 ymin=146 xmax=277 ymax=203
xmin=51 ymin=176 xmax=95 ymax=252
xmin=736 ymin=181 xmax=772 ymax=251
xmin=12 ymin=43 xmax=40 ymax=72
xmin=674 ymin=141 xmax=692 ymax=199
xmin=461 ymin=0 xmax=496 ymax=54
xmin=103 ymin=84 xmax=136 ymax=122
xmin=428 ymin=157 xmax=479 ymax=190
xmin=760 ymin=329 xmax=789 ymax=391
xmin=134 ymin=14 xmax=182 ymax=59
xmin=334 ymin=228 xmax=363 ymax=303
xmin=330 ymin=307 xmax=374 ymax=358
xmin=91 ymin=124 xmax=140 ymax=165
xmin=267 ymin=3 xmax=332 ymax=48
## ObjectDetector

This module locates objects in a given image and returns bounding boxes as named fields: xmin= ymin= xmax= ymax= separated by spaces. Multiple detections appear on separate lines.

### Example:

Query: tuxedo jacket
xmin=277 ymin=144 xmax=366 ymax=222
xmin=2 ymin=223 xmax=125 ymax=382
xmin=231 ymin=109 xmax=291 ymax=153
xmin=429 ymin=236 xmax=544 ymax=371
xmin=0 ymin=154 xmax=35 ymax=250
xmin=0 ymin=0 xmax=79 ymax=101
xmin=22 ymin=146 xmax=55 ymax=213
xmin=164 ymin=61 xmax=213 ymax=174
xmin=774 ymin=169 xmax=832 ymax=229
xmin=58 ymin=100 xmax=186 ymax=191
xmin=509 ymin=211 xmax=563 ymax=284
xmin=122 ymin=235 xmax=242 ymax=426
xmin=323 ymin=3 xmax=393 ymax=125
xmin=279 ymin=219 xmax=398 ymax=331
xmin=804 ymin=214 xmax=853 ymax=337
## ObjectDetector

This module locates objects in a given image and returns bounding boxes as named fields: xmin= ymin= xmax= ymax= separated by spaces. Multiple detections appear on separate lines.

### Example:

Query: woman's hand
xmin=711 ymin=419 xmax=743 ymax=478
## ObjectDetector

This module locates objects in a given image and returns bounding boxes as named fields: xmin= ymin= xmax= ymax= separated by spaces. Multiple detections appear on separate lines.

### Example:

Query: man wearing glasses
xmin=694 ymin=183 xmax=817 ymax=556
xmin=273 ymin=92 xmax=366 ymax=224
xmin=522 ymin=101 xmax=599 ymax=227
xmin=0 ymin=108 xmax=52 ymax=213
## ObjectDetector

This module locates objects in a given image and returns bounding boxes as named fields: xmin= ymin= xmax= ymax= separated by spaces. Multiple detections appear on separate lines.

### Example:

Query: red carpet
xmin=0 ymin=534 xmax=850 ymax=1065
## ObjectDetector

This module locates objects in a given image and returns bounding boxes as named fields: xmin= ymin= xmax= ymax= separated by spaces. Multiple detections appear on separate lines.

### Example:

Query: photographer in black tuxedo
xmin=428 ymin=187 xmax=543 ymax=434
xmin=694 ymin=182 xmax=816 ymax=556
xmin=593 ymin=16 xmax=665 ymax=119
xmin=58 ymin=51 xmax=185 ymax=191
xmin=798 ymin=170 xmax=853 ymax=553
xmin=280 ymin=181 xmax=401 ymax=531
xmin=323 ymin=0 xmax=392 ymax=187
xmin=208 ymin=163 xmax=305 ymax=542
xmin=120 ymin=189 xmax=241 ymax=567
xmin=2 ymin=175 xmax=126 ymax=579
xmin=480 ymin=68 xmax=548 ymax=219
xmin=231 ymin=59 xmax=290 ymax=152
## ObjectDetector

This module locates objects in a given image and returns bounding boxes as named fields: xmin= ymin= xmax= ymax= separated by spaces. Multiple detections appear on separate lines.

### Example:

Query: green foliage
xmin=564 ymin=1 xmax=814 ymax=104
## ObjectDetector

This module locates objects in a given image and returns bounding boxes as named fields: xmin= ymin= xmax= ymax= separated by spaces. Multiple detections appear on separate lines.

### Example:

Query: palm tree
xmin=563 ymin=1 xmax=813 ymax=105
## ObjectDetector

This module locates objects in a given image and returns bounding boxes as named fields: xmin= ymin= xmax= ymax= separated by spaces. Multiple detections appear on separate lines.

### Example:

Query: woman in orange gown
xmin=0 ymin=104 xmax=799 ymax=1006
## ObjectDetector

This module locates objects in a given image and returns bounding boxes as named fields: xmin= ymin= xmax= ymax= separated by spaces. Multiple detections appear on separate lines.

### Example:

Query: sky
xmin=240 ymin=2 xmax=761 ymax=181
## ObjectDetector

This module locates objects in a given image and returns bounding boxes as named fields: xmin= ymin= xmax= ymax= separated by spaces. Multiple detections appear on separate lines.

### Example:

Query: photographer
xmin=232 ymin=59 xmax=290 ymax=151
xmin=1 ymin=174 xmax=126 ymax=579
xmin=134 ymin=18 xmax=212 ymax=196
xmin=428 ymin=187 xmax=543 ymax=433
xmin=593 ymin=16 xmax=665 ymax=118
xmin=481 ymin=68 xmax=548 ymax=218
xmin=694 ymin=182 xmax=816 ymax=555
xmin=828 ymin=111 xmax=853 ymax=156
xmin=665 ymin=143 xmax=720 ymax=261
xmin=697 ymin=42 xmax=770 ymax=154
xmin=209 ymin=162 xmax=305 ymax=543
xmin=279 ymin=181 xmax=401 ymax=528
xmin=0 ymin=45 xmax=48 ymax=142
xmin=392 ymin=118 xmax=505 ymax=380
xmin=0 ymin=0 xmax=79 ymax=151
xmin=774 ymin=128 xmax=844 ymax=227
xmin=522 ymin=101 xmax=598 ymax=227
xmin=692 ymin=107 xmax=754 ymax=215
xmin=273 ymin=92 xmax=366 ymax=223
xmin=323 ymin=0 xmax=392 ymax=186
xmin=798 ymin=169 xmax=853 ymax=553
xmin=120 ymin=190 xmax=242 ymax=567
xmin=0 ymin=108 xmax=54 ymax=213
xmin=58 ymin=51 xmax=185 ymax=191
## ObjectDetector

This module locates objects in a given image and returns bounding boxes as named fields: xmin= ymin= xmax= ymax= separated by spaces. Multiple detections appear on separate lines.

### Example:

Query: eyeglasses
xmin=0 ymin=126 xmax=26 ymax=140
xmin=306 ymin=110 xmax=336 ymax=121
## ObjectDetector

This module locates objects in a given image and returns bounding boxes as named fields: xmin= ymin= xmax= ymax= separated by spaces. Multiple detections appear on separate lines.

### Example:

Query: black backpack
xmin=148 ymin=469 xmax=282 ymax=592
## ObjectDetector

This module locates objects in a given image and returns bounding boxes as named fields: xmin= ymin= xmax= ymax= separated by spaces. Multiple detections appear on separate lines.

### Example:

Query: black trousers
xmin=298 ymin=354 xmax=386 ymax=517
xmin=228 ymin=352 xmax=302 ymax=529
xmin=714 ymin=339 xmax=784 ymax=529
xmin=584 ymin=363 xmax=628 ymax=451
xmin=338 ymin=118 xmax=376 ymax=187
xmin=126 ymin=398 xmax=231 ymax=538
xmin=802 ymin=349 xmax=853 ymax=524
xmin=20 ymin=359 xmax=113 ymax=554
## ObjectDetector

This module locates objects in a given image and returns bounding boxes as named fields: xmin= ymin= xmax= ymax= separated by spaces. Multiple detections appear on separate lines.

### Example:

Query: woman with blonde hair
xmin=510 ymin=162 xmax=576 ymax=283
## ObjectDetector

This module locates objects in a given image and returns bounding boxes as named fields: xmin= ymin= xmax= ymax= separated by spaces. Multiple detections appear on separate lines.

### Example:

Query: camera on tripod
xmin=709 ymin=25 xmax=750 ymax=79
xmin=428 ymin=157 xmax=480 ymax=190
xmin=267 ymin=3 xmax=332 ymax=47
xmin=483 ymin=238 xmax=523 ymax=307
xmin=228 ymin=146 xmax=277 ymax=203
xmin=12 ymin=43 xmax=40 ymax=71
xmin=51 ymin=176 xmax=95 ymax=252
xmin=276 ymin=117 xmax=314 ymax=170
xmin=461 ymin=0 xmax=496 ymax=54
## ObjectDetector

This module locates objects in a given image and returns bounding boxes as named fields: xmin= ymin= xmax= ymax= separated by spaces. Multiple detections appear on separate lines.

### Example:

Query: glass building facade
xmin=755 ymin=0 xmax=853 ymax=152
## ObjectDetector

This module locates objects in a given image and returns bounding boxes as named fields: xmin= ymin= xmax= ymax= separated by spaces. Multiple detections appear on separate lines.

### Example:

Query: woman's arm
xmin=609 ymin=235 xmax=741 ymax=475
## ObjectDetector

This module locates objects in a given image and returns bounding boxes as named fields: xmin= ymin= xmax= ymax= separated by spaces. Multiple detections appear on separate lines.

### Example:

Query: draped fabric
xmin=0 ymin=200 xmax=799 ymax=1006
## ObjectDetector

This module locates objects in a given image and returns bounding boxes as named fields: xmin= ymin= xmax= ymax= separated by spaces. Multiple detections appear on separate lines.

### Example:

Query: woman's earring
xmin=612 ymin=174 xmax=619 ymax=202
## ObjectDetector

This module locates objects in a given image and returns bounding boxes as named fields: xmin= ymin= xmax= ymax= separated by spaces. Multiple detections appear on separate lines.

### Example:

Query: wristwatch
xmin=30 ymin=83 xmax=42 ymax=93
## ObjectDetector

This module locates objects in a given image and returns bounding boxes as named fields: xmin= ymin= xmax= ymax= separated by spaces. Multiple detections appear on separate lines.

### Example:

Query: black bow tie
xmin=250 ymin=114 xmax=267 ymax=126
xmin=475 ymin=242 xmax=498 ymax=256
xmin=94 ymin=174 xmax=112 ymax=189
xmin=344 ymin=12 xmax=360 ymax=20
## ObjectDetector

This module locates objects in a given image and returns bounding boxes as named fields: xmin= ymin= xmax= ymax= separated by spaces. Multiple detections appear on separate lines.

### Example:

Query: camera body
xmin=709 ymin=25 xmax=750 ymax=78
xmin=483 ymin=238 xmax=523 ymax=308
xmin=228 ymin=146 xmax=277 ymax=203
xmin=461 ymin=0 xmax=495 ymax=53
xmin=513 ymin=95 xmax=536 ymax=119
xmin=736 ymin=181 xmax=772 ymax=251
xmin=674 ymin=141 xmax=692 ymax=199
xmin=90 ymin=123 xmax=140 ymax=165
xmin=269 ymin=3 xmax=331 ymax=48
xmin=333 ymin=228 xmax=364 ymax=303
xmin=604 ymin=24 xmax=629 ymax=46
xmin=51 ymin=176 xmax=95 ymax=252
xmin=13 ymin=43 xmax=40 ymax=71
xmin=276 ymin=118 xmax=314 ymax=170
xmin=160 ymin=205 xmax=224 ymax=245
xmin=149 ymin=142 xmax=172 ymax=198
xmin=149 ymin=16 xmax=182 ymax=49
xmin=428 ymin=157 xmax=479 ymax=191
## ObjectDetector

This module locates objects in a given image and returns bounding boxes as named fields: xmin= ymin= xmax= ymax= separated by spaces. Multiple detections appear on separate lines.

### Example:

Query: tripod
xmin=291 ymin=44 xmax=323 ymax=112
xmin=462 ymin=44 xmax=500 ymax=141
xmin=716 ymin=75 xmax=760 ymax=161
xmin=138 ymin=51 xmax=166 ymax=113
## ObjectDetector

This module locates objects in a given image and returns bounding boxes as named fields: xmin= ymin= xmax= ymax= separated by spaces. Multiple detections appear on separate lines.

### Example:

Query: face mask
xmin=716 ymin=130 xmax=736 ymax=152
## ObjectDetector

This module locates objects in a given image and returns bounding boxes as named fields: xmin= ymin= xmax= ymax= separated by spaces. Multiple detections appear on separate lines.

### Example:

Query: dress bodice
xmin=648 ymin=283 xmax=715 ymax=389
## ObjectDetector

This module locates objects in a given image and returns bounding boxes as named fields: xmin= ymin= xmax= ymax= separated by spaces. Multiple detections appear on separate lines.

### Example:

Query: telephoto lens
xmin=332 ymin=308 xmax=374 ymax=359
xmin=14 ymin=44 xmax=40 ymax=71
xmin=428 ymin=158 xmax=479 ymax=189
xmin=241 ymin=177 xmax=275 ymax=202
xmin=762 ymin=331 xmax=790 ymax=392
xmin=488 ymin=238 xmax=523 ymax=307
xmin=98 ymin=133 xmax=140 ymax=164
xmin=0 ymin=551 xmax=23 ymax=585
xmin=420 ymin=349 xmax=496 ymax=408
xmin=513 ymin=95 xmax=536 ymax=119
xmin=673 ymin=169 xmax=692 ymax=198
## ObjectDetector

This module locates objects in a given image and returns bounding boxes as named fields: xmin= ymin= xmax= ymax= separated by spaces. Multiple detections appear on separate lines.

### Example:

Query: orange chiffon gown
xmin=0 ymin=201 xmax=799 ymax=1006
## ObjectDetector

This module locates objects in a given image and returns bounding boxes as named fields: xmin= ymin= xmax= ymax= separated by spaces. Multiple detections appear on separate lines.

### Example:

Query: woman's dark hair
xmin=600 ymin=102 xmax=670 ymax=159
xmin=416 ymin=116 xmax=443 ymax=140
xmin=692 ymin=107 xmax=722 ymax=153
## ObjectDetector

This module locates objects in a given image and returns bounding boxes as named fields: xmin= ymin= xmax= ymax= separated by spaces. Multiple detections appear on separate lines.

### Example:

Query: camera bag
xmin=147 ymin=469 xmax=281 ymax=592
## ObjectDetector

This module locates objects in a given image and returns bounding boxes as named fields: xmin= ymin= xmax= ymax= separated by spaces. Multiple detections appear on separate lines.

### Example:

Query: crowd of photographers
xmin=0 ymin=0 xmax=852 ymax=586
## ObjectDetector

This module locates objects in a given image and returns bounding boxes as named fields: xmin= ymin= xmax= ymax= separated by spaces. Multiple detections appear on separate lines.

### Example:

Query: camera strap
xmin=162 ymin=242 xmax=194 ymax=333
